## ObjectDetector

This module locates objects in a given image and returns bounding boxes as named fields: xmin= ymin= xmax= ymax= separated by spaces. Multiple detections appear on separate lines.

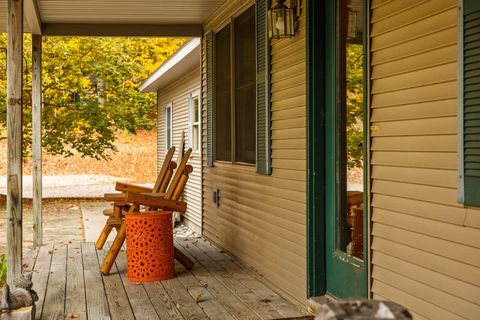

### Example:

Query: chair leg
xmin=100 ymin=222 xmax=126 ymax=275
xmin=174 ymin=246 xmax=194 ymax=270
xmin=96 ymin=205 xmax=123 ymax=250
xmin=95 ymin=224 xmax=113 ymax=250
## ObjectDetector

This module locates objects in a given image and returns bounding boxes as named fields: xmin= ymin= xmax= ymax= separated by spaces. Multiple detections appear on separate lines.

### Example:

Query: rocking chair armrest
xmin=115 ymin=182 xmax=153 ymax=193
xmin=125 ymin=192 xmax=187 ymax=213
xmin=104 ymin=193 xmax=126 ymax=201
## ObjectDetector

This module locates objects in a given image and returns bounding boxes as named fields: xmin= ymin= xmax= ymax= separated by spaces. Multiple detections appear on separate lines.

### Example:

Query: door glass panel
xmin=336 ymin=0 xmax=364 ymax=260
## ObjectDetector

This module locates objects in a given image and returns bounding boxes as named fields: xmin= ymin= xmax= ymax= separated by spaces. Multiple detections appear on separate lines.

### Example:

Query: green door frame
xmin=307 ymin=0 xmax=370 ymax=298
xmin=306 ymin=0 xmax=327 ymax=297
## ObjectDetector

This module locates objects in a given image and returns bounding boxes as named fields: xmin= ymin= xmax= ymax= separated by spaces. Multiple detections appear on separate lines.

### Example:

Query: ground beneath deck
xmin=28 ymin=238 xmax=311 ymax=320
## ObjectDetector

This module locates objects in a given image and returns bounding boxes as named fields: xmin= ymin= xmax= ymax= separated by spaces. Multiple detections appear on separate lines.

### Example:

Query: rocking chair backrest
xmin=165 ymin=148 xmax=193 ymax=201
xmin=152 ymin=147 xmax=176 ymax=194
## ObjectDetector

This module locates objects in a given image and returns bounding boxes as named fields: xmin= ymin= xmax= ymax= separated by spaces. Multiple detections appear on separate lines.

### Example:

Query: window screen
xmin=215 ymin=25 xmax=232 ymax=162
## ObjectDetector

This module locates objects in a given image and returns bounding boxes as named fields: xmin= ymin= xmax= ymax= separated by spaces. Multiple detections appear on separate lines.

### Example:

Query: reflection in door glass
xmin=337 ymin=0 xmax=364 ymax=260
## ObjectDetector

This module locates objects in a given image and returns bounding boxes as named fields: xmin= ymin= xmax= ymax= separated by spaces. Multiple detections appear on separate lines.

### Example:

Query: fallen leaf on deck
xmin=63 ymin=312 xmax=79 ymax=318
xmin=194 ymin=292 xmax=202 ymax=302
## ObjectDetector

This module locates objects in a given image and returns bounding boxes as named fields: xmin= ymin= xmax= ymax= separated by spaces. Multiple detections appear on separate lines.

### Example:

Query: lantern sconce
xmin=268 ymin=0 xmax=302 ymax=40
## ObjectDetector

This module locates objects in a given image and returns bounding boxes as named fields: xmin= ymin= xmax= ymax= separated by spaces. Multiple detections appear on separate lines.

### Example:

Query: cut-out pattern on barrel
xmin=125 ymin=211 xmax=175 ymax=282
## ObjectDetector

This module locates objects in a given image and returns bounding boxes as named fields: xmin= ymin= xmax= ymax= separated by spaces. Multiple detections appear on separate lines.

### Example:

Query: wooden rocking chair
xmin=95 ymin=146 xmax=177 ymax=251
xmin=99 ymin=148 xmax=194 ymax=275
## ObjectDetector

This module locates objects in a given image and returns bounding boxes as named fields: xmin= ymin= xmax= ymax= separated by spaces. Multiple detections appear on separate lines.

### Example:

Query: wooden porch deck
xmin=27 ymin=237 xmax=311 ymax=320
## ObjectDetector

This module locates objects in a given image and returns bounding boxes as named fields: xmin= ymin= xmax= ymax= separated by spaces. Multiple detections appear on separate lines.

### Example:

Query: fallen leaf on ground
xmin=260 ymin=298 xmax=272 ymax=303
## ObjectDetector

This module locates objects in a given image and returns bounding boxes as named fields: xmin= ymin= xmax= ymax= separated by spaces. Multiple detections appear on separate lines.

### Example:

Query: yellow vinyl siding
xmin=371 ymin=0 xmax=480 ymax=319
xmin=157 ymin=68 xmax=203 ymax=233
xmin=201 ymin=0 xmax=307 ymax=301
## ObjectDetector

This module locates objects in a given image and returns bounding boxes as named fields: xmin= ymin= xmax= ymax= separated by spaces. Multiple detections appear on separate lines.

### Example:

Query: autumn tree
xmin=346 ymin=44 xmax=364 ymax=169
xmin=0 ymin=35 xmax=184 ymax=159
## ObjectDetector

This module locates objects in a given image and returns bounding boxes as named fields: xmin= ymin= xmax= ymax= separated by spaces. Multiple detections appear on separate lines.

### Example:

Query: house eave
xmin=140 ymin=37 xmax=201 ymax=93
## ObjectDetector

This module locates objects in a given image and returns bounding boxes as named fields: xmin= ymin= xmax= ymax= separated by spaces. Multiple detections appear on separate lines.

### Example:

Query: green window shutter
xmin=206 ymin=31 xmax=215 ymax=167
xmin=460 ymin=0 xmax=480 ymax=206
xmin=256 ymin=0 xmax=272 ymax=175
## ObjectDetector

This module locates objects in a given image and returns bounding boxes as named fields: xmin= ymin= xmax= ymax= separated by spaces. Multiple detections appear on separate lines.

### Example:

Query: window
xmin=215 ymin=24 xmax=232 ymax=161
xmin=214 ymin=5 xmax=256 ymax=164
xmin=189 ymin=93 xmax=201 ymax=153
xmin=165 ymin=103 xmax=173 ymax=150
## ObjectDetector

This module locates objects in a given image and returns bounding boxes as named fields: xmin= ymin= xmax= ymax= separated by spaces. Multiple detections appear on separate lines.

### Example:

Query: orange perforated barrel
xmin=125 ymin=211 xmax=174 ymax=282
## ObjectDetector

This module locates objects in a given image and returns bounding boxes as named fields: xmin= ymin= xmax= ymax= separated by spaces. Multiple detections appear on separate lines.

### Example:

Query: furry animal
xmin=0 ymin=273 xmax=38 ymax=311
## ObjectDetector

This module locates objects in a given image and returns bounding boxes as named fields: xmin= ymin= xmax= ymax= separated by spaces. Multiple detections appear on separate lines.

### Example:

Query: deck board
xmin=176 ymin=239 xmax=283 ymax=319
xmin=65 ymin=243 xmax=87 ymax=320
xmin=32 ymin=244 xmax=53 ymax=320
xmin=174 ymin=260 xmax=235 ymax=320
xmin=29 ymin=239 xmax=311 ymax=320
xmin=115 ymin=248 xmax=160 ymax=320
xmin=143 ymin=282 xmax=185 ymax=320
xmin=42 ymin=244 xmax=67 ymax=320
xmin=97 ymin=245 xmax=136 ymax=320
xmin=82 ymin=242 xmax=111 ymax=320
xmin=174 ymin=241 xmax=262 ymax=320
xmin=191 ymin=238 xmax=307 ymax=318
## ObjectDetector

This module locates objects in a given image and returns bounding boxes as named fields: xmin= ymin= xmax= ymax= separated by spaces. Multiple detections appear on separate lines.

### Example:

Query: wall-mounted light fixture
xmin=268 ymin=0 xmax=301 ymax=40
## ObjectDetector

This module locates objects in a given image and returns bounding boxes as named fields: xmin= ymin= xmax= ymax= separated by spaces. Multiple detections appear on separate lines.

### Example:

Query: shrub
xmin=0 ymin=252 xmax=7 ymax=286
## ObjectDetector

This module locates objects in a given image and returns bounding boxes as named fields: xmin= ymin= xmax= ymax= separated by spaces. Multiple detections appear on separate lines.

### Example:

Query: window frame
xmin=213 ymin=4 xmax=257 ymax=167
xmin=165 ymin=102 xmax=173 ymax=151
xmin=189 ymin=91 xmax=201 ymax=154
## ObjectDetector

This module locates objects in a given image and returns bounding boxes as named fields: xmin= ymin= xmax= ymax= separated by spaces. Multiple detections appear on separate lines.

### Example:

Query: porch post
xmin=32 ymin=34 xmax=42 ymax=247
xmin=6 ymin=0 xmax=24 ymax=284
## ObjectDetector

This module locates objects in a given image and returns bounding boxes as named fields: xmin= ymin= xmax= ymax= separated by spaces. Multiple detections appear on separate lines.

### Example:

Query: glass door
xmin=325 ymin=0 xmax=368 ymax=298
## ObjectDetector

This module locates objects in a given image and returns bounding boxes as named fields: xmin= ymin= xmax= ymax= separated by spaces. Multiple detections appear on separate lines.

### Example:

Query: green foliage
xmin=0 ymin=35 xmax=185 ymax=159
xmin=346 ymin=44 xmax=364 ymax=169
xmin=0 ymin=252 xmax=6 ymax=287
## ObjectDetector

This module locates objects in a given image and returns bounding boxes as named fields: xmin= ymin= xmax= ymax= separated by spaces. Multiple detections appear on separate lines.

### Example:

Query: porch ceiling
xmin=0 ymin=0 xmax=227 ymax=36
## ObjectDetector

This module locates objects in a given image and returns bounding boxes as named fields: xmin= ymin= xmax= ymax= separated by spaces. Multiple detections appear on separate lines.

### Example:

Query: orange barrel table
xmin=125 ymin=211 xmax=175 ymax=282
